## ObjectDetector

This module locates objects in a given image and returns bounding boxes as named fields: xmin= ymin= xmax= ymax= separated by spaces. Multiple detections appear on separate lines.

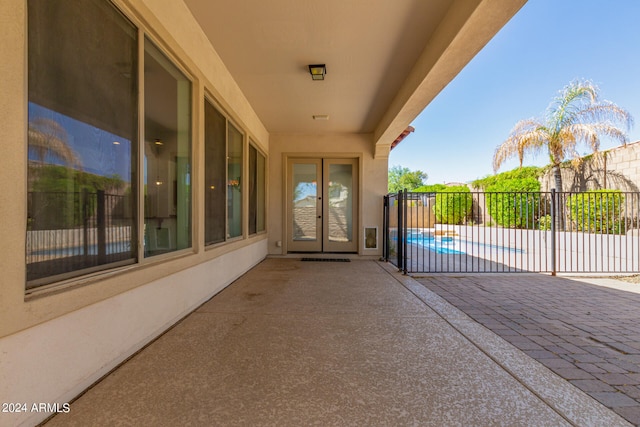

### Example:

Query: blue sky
xmin=29 ymin=103 xmax=132 ymax=182
xmin=389 ymin=0 xmax=640 ymax=184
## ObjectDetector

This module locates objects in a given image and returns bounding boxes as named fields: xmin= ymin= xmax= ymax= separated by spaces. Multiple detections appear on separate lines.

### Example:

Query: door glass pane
xmin=328 ymin=164 xmax=353 ymax=242
xmin=292 ymin=163 xmax=318 ymax=241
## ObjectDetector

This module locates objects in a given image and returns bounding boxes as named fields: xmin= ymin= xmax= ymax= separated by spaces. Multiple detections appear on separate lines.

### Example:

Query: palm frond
xmin=574 ymin=101 xmax=633 ymax=131
xmin=568 ymin=122 xmax=629 ymax=147
xmin=548 ymin=79 xmax=599 ymax=131
xmin=28 ymin=118 xmax=81 ymax=168
xmin=493 ymin=119 xmax=547 ymax=172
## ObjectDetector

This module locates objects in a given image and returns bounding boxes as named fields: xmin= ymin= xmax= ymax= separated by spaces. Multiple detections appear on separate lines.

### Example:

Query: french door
xmin=287 ymin=158 xmax=358 ymax=253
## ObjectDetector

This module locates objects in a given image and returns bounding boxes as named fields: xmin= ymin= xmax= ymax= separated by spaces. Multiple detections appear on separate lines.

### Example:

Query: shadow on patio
xmin=44 ymin=259 xmax=628 ymax=426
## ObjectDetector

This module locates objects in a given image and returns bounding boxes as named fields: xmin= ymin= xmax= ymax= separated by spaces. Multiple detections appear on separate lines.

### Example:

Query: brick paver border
xmin=416 ymin=274 xmax=640 ymax=425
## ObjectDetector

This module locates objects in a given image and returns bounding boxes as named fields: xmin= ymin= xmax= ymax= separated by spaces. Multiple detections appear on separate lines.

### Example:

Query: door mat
xmin=301 ymin=258 xmax=351 ymax=262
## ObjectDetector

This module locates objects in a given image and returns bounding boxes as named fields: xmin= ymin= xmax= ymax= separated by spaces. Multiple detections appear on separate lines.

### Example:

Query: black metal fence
xmin=383 ymin=190 xmax=640 ymax=275
xmin=26 ymin=190 xmax=135 ymax=287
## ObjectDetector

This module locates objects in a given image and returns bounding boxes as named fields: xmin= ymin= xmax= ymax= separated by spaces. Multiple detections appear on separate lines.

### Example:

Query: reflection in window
xmin=227 ymin=124 xmax=243 ymax=238
xmin=328 ymin=164 xmax=354 ymax=243
xmin=204 ymin=100 xmax=226 ymax=245
xmin=292 ymin=163 xmax=318 ymax=241
xmin=143 ymin=38 xmax=192 ymax=257
xmin=26 ymin=0 xmax=137 ymax=287
xmin=249 ymin=144 xmax=266 ymax=235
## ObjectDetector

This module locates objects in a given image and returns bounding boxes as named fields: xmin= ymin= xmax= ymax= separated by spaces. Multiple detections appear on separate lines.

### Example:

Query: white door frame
xmin=285 ymin=156 xmax=359 ymax=253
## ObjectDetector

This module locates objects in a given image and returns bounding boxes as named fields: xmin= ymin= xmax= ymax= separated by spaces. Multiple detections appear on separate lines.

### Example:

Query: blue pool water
xmin=403 ymin=233 xmax=524 ymax=255
xmin=31 ymin=242 xmax=131 ymax=257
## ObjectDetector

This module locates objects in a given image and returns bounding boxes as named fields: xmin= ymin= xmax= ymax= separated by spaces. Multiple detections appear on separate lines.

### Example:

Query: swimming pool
xmin=404 ymin=232 xmax=524 ymax=255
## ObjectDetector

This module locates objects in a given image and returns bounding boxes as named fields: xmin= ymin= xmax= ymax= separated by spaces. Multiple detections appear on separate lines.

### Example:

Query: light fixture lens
xmin=154 ymin=139 xmax=163 ymax=146
xmin=308 ymin=64 xmax=326 ymax=80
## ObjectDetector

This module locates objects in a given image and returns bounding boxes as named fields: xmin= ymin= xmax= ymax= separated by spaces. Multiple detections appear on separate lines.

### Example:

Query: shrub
xmin=538 ymin=215 xmax=552 ymax=230
xmin=485 ymin=178 xmax=541 ymax=229
xmin=472 ymin=166 xmax=544 ymax=190
xmin=414 ymin=183 xmax=447 ymax=193
xmin=567 ymin=190 xmax=625 ymax=234
xmin=433 ymin=186 xmax=472 ymax=225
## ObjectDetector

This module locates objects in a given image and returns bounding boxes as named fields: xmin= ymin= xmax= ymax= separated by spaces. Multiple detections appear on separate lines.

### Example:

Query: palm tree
xmin=28 ymin=117 xmax=80 ymax=168
xmin=493 ymin=79 xmax=633 ymax=194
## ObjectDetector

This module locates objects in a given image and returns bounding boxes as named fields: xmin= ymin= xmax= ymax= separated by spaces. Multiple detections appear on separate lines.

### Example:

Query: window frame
xmin=24 ymin=0 xmax=269 ymax=295
xmin=141 ymin=35 xmax=194 ymax=259
xmin=203 ymin=95 xmax=228 ymax=247
xmin=25 ymin=0 xmax=140 ymax=289
xmin=24 ymin=0 xmax=198 ymax=293
xmin=203 ymin=95 xmax=247 ymax=246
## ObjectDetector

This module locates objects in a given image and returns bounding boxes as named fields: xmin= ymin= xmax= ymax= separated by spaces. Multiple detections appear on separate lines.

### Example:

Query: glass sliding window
xmin=227 ymin=124 xmax=243 ymax=238
xmin=26 ymin=0 xmax=138 ymax=288
xmin=143 ymin=38 xmax=192 ymax=256
xmin=249 ymin=144 xmax=266 ymax=235
xmin=204 ymin=100 xmax=226 ymax=245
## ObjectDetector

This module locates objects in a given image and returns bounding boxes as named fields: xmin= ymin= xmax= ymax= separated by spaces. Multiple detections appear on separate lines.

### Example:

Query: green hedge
xmin=472 ymin=166 xmax=544 ymax=190
xmin=485 ymin=178 xmax=541 ymax=229
xmin=433 ymin=186 xmax=472 ymax=225
xmin=567 ymin=190 xmax=625 ymax=234
xmin=414 ymin=183 xmax=447 ymax=193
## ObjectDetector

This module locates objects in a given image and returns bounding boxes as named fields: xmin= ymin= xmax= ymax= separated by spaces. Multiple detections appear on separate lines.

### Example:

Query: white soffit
xmin=183 ymin=0 xmax=526 ymax=147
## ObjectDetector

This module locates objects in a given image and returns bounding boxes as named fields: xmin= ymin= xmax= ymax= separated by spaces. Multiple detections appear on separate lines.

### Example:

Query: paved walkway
xmin=417 ymin=274 xmax=640 ymax=425
xmin=42 ymin=259 xmax=629 ymax=426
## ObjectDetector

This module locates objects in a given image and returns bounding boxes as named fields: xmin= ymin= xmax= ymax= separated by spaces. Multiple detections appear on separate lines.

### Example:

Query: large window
xmin=26 ymin=0 xmax=138 ymax=287
xmin=249 ymin=143 xmax=266 ymax=235
xmin=143 ymin=39 xmax=192 ymax=257
xmin=204 ymin=100 xmax=226 ymax=245
xmin=26 ymin=0 xmax=196 ymax=289
xmin=27 ymin=0 xmax=263 ymax=289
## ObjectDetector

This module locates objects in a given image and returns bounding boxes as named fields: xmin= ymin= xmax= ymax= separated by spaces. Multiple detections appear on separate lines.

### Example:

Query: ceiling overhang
xmin=183 ymin=0 xmax=526 ymax=157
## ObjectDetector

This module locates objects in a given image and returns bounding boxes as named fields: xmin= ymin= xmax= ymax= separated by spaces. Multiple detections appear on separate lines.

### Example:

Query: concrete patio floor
xmin=44 ymin=259 xmax=629 ymax=426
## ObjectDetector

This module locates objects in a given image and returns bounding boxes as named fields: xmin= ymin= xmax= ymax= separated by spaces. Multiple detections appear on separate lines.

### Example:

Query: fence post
xmin=83 ymin=189 xmax=90 ymax=256
xmin=403 ymin=189 xmax=408 ymax=275
xmin=550 ymin=188 xmax=557 ymax=276
xmin=382 ymin=195 xmax=389 ymax=261
xmin=397 ymin=191 xmax=403 ymax=271
xmin=97 ymin=190 xmax=106 ymax=263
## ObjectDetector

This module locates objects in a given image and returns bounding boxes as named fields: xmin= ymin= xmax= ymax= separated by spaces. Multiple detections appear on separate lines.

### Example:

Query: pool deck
xmin=397 ymin=225 xmax=640 ymax=273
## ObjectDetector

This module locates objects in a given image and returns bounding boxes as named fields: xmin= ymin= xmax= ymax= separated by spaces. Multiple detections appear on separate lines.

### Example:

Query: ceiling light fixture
xmin=308 ymin=64 xmax=326 ymax=81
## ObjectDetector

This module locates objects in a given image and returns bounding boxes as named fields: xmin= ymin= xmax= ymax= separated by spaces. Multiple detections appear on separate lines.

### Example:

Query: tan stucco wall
xmin=540 ymin=142 xmax=640 ymax=192
xmin=0 ymin=1 xmax=269 ymax=424
xmin=268 ymin=133 xmax=388 ymax=256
